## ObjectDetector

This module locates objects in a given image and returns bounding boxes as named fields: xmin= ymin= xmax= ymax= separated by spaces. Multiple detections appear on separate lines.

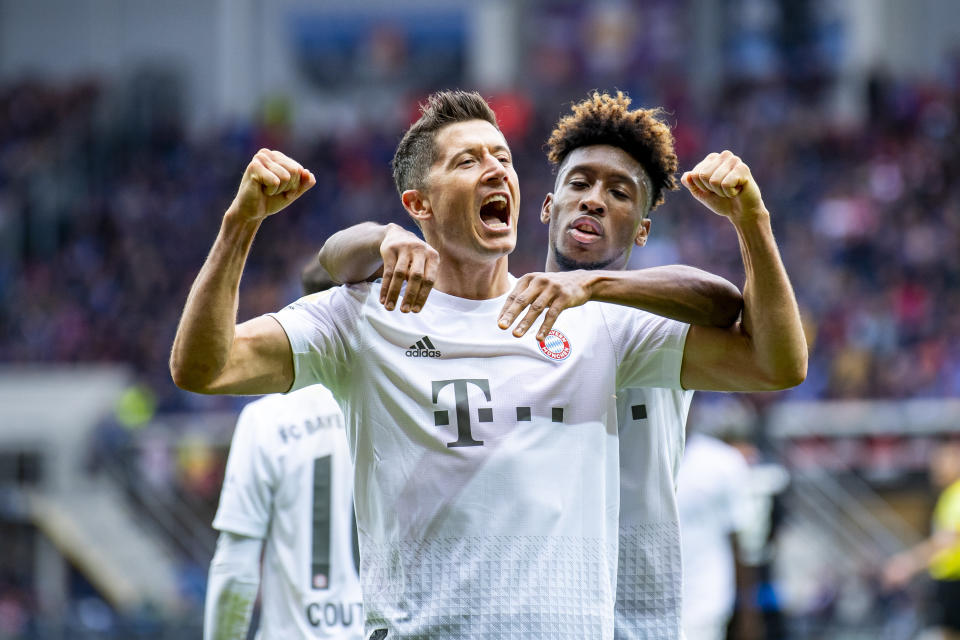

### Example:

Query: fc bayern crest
xmin=538 ymin=329 xmax=571 ymax=361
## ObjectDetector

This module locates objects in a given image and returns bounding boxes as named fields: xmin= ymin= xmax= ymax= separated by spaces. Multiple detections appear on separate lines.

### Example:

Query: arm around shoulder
xmin=318 ymin=221 xmax=439 ymax=314
xmin=317 ymin=222 xmax=391 ymax=284
xmin=589 ymin=265 xmax=743 ymax=328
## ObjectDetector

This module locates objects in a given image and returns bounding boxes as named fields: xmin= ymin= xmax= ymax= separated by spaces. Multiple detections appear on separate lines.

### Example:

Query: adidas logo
xmin=405 ymin=336 xmax=441 ymax=358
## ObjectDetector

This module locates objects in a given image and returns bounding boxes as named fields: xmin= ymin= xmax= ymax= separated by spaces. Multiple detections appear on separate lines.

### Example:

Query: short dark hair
xmin=547 ymin=91 xmax=678 ymax=211
xmin=392 ymin=90 xmax=499 ymax=195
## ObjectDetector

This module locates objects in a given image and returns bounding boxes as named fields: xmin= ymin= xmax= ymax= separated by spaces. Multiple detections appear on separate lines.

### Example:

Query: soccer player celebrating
xmin=171 ymin=90 xmax=805 ymax=639
xmin=318 ymin=91 xmax=806 ymax=638
xmin=203 ymin=262 xmax=363 ymax=640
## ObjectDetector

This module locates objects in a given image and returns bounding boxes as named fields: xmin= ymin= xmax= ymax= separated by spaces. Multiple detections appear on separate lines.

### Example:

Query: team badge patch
xmin=538 ymin=329 xmax=571 ymax=361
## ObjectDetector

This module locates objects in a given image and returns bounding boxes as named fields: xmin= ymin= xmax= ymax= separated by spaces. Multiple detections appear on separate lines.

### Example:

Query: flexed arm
xmin=678 ymin=151 xmax=807 ymax=391
xmin=169 ymin=149 xmax=316 ymax=394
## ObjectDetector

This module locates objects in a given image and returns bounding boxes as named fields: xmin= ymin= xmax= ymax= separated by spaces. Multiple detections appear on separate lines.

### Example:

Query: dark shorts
xmin=931 ymin=579 xmax=960 ymax=631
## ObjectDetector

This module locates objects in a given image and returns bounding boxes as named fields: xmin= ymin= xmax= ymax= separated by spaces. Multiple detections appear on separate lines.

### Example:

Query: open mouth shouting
xmin=567 ymin=215 xmax=604 ymax=244
xmin=479 ymin=193 xmax=511 ymax=232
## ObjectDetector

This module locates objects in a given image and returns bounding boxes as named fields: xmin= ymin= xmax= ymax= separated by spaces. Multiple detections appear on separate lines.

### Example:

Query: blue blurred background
xmin=1 ymin=1 xmax=959 ymax=638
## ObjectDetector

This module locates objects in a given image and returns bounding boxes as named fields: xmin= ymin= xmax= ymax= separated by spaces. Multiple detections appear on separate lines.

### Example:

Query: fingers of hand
xmin=400 ymin=253 xmax=427 ymax=313
xmin=680 ymin=171 xmax=699 ymax=194
xmin=253 ymin=149 xmax=306 ymax=197
xmin=686 ymin=151 xmax=749 ymax=199
xmin=720 ymin=167 xmax=748 ymax=198
xmin=534 ymin=304 xmax=564 ymax=342
xmin=512 ymin=291 xmax=553 ymax=338
xmin=412 ymin=253 xmax=438 ymax=313
xmin=498 ymin=278 xmax=533 ymax=330
xmin=382 ymin=254 xmax=409 ymax=311
xmin=381 ymin=237 xmax=438 ymax=312
xmin=248 ymin=157 xmax=282 ymax=196
xmin=681 ymin=171 xmax=712 ymax=200
xmin=709 ymin=154 xmax=744 ymax=198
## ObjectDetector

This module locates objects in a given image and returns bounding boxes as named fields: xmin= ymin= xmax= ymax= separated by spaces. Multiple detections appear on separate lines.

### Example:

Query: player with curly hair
xmin=541 ymin=91 xmax=700 ymax=638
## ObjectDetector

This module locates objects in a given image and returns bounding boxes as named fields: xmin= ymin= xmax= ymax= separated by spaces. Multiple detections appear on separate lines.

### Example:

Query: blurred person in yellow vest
xmin=883 ymin=440 xmax=960 ymax=639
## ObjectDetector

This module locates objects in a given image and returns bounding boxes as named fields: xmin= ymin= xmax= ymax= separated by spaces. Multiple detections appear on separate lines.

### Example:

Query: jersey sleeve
xmin=212 ymin=402 xmax=278 ymax=538
xmin=600 ymin=304 xmax=690 ymax=391
xmin=267 ymin=284 xmax=367 ymax=395
xmin=203 ymin=531 xmax=262 ymax=640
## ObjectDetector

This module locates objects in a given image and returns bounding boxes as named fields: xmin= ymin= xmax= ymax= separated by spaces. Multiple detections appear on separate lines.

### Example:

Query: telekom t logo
xmin=431 ymin=379 xmax=492 ymax=448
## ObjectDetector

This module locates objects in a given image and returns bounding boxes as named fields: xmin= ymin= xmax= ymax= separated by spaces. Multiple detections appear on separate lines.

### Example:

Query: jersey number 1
xmin=311 ymin=455 xmax=360 ymax=590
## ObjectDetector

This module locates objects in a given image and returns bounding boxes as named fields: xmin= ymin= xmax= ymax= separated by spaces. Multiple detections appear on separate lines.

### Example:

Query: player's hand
xmin=681 ymin=151 xmax=766 ymax=224
xmin=379 ymin=224 xmax=439 ymax=313
xmin=497 ymin=271 xmax=594 ymax=341
xmin=880 ymin=553 xmax=915 ymax=591
xmin=229 ymin=149 xmax=316 ymax=222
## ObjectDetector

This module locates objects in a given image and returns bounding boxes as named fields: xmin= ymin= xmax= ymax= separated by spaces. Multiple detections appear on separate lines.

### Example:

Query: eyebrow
xmin=563 ymin=163 xmax=639 ymax=188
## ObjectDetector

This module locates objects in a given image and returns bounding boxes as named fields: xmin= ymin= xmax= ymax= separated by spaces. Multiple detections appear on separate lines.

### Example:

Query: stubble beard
xmin=552 ymin=240 xmax=619 ymax=272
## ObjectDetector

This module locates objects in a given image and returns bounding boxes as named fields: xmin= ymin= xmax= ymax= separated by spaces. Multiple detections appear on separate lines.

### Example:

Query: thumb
xmin=294 ymin=169 xmax=316 ymax=197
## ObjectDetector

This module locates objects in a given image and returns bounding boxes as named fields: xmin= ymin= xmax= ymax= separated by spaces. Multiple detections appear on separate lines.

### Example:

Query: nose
xmin=482 ymin=153 xmax=508 ymax=184
xmin=579 ymin=183 xmax=605 ymax=215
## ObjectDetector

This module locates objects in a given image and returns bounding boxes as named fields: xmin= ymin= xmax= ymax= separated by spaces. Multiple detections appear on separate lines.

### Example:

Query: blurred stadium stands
xmin=1 ymin=0 xmax=959 ymax=637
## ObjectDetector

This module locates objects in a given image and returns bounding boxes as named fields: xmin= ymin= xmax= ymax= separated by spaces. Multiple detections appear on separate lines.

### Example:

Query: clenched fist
xmin=681 ymin=151 xmax=766 ymax=224
xmin=230 ymin=149 xmax=316 ymax=221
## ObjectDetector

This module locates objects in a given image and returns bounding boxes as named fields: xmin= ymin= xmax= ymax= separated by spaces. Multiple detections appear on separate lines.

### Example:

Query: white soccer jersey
xmin=614 ymin=386 xmax=694 ymax=639
xmin=213 ymin=386 xmax=364 ymax=640
xmin=269 ymin=279 xmax=688 ymax=640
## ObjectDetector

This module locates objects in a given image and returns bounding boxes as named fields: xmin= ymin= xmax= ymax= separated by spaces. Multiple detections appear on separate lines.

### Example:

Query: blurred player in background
xmin=317 ymin=91 xmax=806 ymax=638
xmin=676 ymin=422 xmax=750 ymax=640
xmin=203 ymin=261 xmax=363 ymax=640
xmin=883 ymin=441 xmax=960 ymax=640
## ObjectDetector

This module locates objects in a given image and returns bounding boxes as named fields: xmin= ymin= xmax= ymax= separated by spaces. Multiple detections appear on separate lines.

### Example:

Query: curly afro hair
xmin=546 ymin=91 xmax=678 ymax=211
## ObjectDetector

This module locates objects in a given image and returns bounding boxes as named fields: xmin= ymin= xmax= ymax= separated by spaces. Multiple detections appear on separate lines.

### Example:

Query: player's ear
xmin=402 ymin=189 xmax=432 ymax=225
xmin=634 ymin=217 xmax=651 ymax=247
xmin=540 ymin=193 xmax=554 ymax=225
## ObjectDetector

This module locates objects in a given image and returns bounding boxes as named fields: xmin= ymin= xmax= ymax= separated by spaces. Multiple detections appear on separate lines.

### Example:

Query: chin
xmin=554 ymin=243 xmax=618 ymax=271
xmin=476 ymin=232 xmax=517 ymax=254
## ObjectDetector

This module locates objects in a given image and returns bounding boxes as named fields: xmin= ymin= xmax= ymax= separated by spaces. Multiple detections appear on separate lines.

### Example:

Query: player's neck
xmin=433 ymin=255 xmax=511 ymax=300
